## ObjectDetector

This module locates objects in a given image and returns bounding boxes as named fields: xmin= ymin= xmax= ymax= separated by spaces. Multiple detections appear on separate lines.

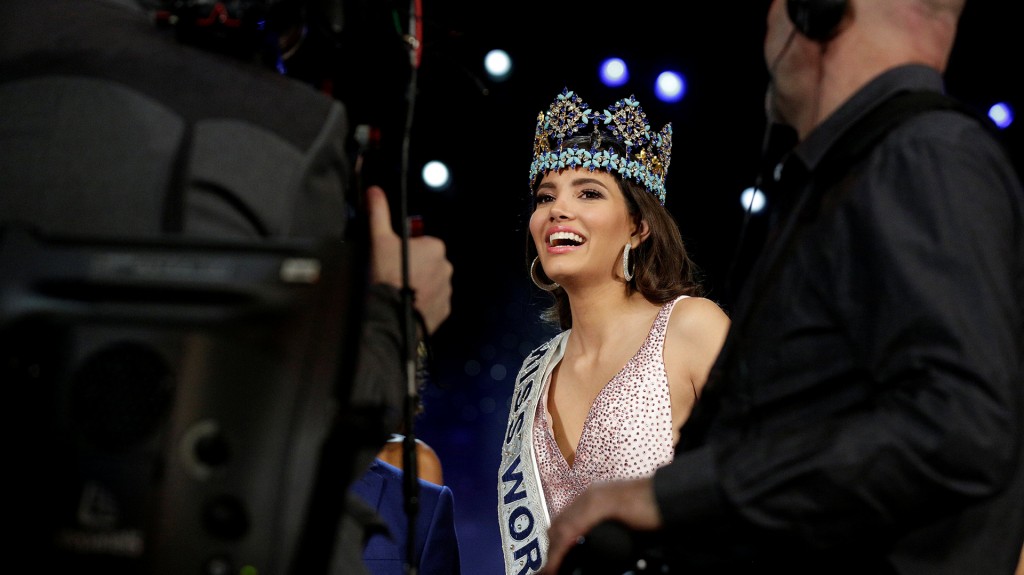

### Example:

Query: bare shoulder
xmin=663 ymin=296 xmax=731 ymax=422
xmin=666 ymin=296 xmax=731 ymax=376
xmin=669 ymin=296 xmax=731 ymax=338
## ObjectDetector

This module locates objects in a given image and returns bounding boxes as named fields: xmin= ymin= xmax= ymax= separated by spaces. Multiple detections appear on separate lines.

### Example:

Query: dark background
xmin=320 ymin=1 xmax=1024 ymax=572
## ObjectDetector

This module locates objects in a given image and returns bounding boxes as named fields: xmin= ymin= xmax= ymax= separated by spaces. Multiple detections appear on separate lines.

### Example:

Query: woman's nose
xmin=548 ymin=197 xmax=572 ymax=220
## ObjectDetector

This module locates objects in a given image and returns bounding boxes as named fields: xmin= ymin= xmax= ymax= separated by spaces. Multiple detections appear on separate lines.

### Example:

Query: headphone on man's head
xmin=787 ymin=0 xmax=848 ymax=41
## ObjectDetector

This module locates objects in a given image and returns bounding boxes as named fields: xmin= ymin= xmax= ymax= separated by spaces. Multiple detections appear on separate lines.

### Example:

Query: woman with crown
xmin=497 ymin=88 xmax=731 ymax=575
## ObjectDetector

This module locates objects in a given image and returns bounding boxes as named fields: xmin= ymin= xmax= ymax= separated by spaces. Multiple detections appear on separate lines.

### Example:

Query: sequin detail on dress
xmin=533 ymin=296 xmax=686 ymax=517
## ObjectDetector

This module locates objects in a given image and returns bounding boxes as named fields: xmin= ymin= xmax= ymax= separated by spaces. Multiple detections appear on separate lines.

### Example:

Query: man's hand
xmin=540 ymin=478 xmax=662 ymax=574
xmin=366 ymin=185 xmax=453 ymax=334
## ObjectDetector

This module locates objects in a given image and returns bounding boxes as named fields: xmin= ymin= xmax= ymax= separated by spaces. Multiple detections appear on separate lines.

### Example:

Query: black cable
xmin=398 ymin=1 xmax=422 ymax=572
xmin=722 ymin=28 xmax=799 ymax=305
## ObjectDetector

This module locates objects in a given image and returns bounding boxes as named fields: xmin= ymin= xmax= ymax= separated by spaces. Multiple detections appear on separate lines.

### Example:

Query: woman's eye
xmin=534 ymin=194 xmax=554 ymax=204
xmin=581 ymin=189 xmax=603 ymax=199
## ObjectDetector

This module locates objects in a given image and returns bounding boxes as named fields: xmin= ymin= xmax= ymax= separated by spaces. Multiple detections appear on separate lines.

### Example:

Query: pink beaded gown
xmin=533 ymin=295 xmax=687 ymax=517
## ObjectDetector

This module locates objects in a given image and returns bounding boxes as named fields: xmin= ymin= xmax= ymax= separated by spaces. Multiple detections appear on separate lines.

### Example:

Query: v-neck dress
xmin=533 ymin=295 xmax=687 ymax=517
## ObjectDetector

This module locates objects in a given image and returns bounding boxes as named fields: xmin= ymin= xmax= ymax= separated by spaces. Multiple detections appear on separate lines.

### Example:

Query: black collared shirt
xmin=654 ymin=65 xmax=1024 ymax=574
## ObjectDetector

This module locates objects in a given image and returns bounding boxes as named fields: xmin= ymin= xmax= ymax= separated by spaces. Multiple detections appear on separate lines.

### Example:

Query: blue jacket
xmin=353 ymin=459 xmax=462 ymax=575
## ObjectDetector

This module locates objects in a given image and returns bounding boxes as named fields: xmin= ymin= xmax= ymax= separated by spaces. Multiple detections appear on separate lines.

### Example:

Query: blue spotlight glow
xmin=599 ymin=57 xmax=629 ymax=87
xmin=654 ymin=71 xmax=686 ymax=103
xmin=988 ymin=102 xmax=1014 ymax=129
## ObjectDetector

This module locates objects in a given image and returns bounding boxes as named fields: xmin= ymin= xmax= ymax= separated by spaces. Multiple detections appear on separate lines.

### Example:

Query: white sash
xmin=497 ymin=331 xmax=568 ymax=575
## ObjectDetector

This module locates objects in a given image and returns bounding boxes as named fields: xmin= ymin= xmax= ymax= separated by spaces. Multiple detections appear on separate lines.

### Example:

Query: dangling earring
xmin=530 ymin=257 xmax=559 ymax=291
xmin=622 ymin=243 xmax=635 ymax=282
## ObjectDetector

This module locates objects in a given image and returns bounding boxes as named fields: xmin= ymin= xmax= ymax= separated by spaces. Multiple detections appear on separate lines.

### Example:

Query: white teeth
xmin=548 ymin=231 xmax=584 ymax=246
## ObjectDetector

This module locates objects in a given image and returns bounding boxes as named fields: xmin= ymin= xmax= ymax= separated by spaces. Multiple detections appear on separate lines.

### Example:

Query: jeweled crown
xmin=529 ymin=88 xmax=672 ymax=204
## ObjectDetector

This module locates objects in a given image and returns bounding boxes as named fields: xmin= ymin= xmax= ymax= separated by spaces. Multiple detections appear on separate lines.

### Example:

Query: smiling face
xmin=529 ymin=168 xmax=640 ymax=289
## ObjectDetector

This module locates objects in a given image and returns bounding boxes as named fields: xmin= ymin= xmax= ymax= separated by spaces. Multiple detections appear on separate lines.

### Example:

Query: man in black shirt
xmin=541 ymin=1 xmax=1024 ymax=574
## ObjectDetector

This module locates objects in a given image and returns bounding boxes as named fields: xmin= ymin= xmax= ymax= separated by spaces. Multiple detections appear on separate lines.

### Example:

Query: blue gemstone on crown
xmin=529 ymin=87 xmax=671 ymax=205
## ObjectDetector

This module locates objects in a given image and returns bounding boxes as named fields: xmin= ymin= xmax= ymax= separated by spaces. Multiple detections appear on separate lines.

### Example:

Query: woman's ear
xmin=632 ymin=220 xmax=651 ymax=247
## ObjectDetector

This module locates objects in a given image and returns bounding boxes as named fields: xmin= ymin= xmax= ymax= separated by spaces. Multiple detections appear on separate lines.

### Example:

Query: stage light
xmin=653 ymin=70 xmax=686 ymax=103
xmin=484 ymin=49 xmax=512 ymax=82
xmin=599 ymin=57 xmax=629 ymax=87
xmin=422 ymin=160 xmax=450 ymax=190
xmin=740 ymin=186 xmax=766 ymax=214
xmin=988 ymin=102 xmax=1014 ymax=129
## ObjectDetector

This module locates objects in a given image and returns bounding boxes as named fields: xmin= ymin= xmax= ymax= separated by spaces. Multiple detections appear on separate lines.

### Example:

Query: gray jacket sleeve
xmin=346 ymin=283 xmax=408 ymax=479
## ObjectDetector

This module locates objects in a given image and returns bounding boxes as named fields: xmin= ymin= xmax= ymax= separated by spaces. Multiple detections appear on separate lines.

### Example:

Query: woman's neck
xmin=565 ymin=287 xmax=657 ymax=356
